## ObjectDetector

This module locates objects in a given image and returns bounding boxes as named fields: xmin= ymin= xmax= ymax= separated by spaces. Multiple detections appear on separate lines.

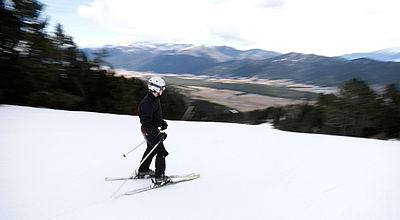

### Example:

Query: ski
xmin=123 ymin=174 xmax=200 ymax=196
xmin=105 ymin=173 xmax=197 ymax=181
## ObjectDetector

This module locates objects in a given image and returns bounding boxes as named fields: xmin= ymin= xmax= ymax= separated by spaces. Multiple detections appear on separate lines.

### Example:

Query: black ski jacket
xmin=138 ymin=93 xmax=163 ymax=137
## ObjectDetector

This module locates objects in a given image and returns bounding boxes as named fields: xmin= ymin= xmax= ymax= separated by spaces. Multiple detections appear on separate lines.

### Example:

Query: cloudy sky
xmin=40 ymin=0 xmax=400 ymax=56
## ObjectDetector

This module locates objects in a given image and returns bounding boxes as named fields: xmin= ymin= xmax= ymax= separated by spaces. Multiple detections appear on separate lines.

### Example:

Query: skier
xmin=136 ymin=76 xmax=170 ymax=184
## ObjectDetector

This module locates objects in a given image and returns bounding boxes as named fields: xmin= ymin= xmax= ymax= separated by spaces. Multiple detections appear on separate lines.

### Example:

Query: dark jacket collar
xmin=148 ymin=92 xmax=159 ymax=100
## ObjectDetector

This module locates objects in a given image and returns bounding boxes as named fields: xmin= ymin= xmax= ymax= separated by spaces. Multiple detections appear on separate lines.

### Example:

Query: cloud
xmin=78 ymin=0 xmax=213 ymax=43
xmin=77 ymin=0 xmax=105 ymax=18
xmin=77 ymin=0 xmax=400 ymax=56
xmin=76 ymin=0 xmax=286 ymax=45
xmin=255 ymin=0 xmax=287 ymax=8
xmin=208 ymin=24 xmax=247 ymax=43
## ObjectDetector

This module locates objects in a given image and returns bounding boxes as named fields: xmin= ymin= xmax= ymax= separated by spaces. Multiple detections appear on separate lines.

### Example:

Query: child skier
xmin=136 ymin=76 xmax=170 ymax=184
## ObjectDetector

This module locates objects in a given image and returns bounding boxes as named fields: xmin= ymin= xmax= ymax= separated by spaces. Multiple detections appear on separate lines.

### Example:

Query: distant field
xmin=163 ymin=76 xmax=318 ymax=100
xmin=171 ymin=85 xmax=305 ymax=112
xmin=115 ymin=69 xmax=320 ymax=111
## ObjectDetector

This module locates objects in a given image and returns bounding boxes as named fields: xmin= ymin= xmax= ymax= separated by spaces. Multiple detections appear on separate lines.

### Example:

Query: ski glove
xmin=161 ymin=120 xmax=168 ymax=131
xmin=158 ymin=132 xmax=167 ymax=141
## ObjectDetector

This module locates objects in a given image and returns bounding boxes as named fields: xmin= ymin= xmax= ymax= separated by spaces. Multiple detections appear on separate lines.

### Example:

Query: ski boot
xmin=135 ymin=169 xmax=155 ymax=179
xmin=152 ymin=174 xmax=172 ymax=185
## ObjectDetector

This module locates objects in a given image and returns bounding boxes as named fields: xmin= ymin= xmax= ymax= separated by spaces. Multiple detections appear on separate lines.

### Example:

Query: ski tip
xmin=187 ymin=173 xmax=200 ymax=178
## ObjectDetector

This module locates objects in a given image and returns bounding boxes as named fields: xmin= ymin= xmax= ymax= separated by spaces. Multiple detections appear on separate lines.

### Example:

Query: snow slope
xmin=1 ymin=105 xmax=399 ymax=220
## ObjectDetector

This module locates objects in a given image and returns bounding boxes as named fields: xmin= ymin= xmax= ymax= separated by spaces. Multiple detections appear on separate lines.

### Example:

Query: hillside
xmin=201 ymin=54 xmax=400 ymax=86
xmin=1 ymin=105 xmax=399 ymax=219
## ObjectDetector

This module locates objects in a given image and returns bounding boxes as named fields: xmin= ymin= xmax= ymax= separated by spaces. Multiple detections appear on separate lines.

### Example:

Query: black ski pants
xmin=138 ymin=134 xmax=169 ymax=178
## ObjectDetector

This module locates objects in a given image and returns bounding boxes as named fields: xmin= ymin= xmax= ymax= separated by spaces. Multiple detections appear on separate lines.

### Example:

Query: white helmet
xmin=148 ymin=77 xmax=166 ymax=94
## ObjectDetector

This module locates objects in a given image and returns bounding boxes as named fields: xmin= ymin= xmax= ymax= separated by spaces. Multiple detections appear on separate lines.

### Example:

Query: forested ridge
xmin=0 ymin=0 xmax=185 ymax=118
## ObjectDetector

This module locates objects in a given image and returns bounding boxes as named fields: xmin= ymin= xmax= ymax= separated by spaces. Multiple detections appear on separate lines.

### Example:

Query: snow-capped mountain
xmin=82 ymin=43 xmax=400 ymax=86
xmin=340 ymin=46 xmax=400 ymax=62
xmin=81 ymin=42 xmax=283 ymax=79
xmin=178 ymin=45 xmax=281 ymax=62
xmin=84 ymin=42 xmax=280 ymax=63
xmin=102 ymin=42 xmax=192 ymax=52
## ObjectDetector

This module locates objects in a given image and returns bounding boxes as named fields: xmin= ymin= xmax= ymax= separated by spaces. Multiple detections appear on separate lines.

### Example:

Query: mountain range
xmin=340 ymin=46 xmax=400 ymax=62
xmin=82 ymin=42 xmax=400 ymax=87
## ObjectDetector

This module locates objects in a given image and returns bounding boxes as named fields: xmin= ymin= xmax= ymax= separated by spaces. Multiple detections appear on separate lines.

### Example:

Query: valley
xmin=114 ymin=69 xmax=332 ymax=111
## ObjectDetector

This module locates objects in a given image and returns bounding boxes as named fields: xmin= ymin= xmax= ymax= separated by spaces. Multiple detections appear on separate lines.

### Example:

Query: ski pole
xmin=133 ymin=139 xmax=162 ymax=174
xmin=123 ymin=140 xmax=146 ymax=158
xmin=113 ymin=140 xmax=162 ymax=197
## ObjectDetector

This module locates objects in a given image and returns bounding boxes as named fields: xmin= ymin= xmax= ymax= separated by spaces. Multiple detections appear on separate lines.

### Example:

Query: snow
xmin=376 ymin=46 xmax=400 ymax=54
xmin=1 ymin=105 xmax=399 ymax=220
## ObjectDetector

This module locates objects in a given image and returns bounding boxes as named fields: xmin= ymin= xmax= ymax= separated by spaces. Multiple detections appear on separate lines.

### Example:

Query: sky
xmin=39 ymin=0 xmax=400 ymax=56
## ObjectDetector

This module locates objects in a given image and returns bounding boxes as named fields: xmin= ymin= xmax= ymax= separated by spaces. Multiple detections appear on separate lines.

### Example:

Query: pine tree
xmin=379 ymin=84 xmax=400 ymax=138
xmin=325 ymin=78 xmax=380 ymax=137
xmin=1 ymin=0 xmax=49 ymax=103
